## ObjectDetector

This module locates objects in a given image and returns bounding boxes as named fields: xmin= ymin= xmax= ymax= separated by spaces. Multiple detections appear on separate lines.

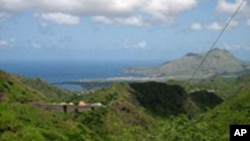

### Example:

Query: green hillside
xmin=0 ymin=70 xmax=97 ymax=141
xmin=180 ymin=87 xmax=250 ymax=140
xmin=69 ymin=73 xmax=250 ymax=140
xmin=0 ymin=69 xmax=249 ymax=141
xmin=0 ymin=70 xmax=47 ymax=103
xmin=14 ymin=75 xmax=77 ymax=102
xmin=72 ymin=81 xmax=224 ymax=140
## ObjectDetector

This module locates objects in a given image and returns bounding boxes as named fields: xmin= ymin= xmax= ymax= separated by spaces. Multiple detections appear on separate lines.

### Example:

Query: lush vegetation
xmin=14 ymin=75 xmax=77 ymax=102
xmin=0 ymin=70 xmax=94 ymax=141
xmin=0 ymin=69 xmax=250 ymax=140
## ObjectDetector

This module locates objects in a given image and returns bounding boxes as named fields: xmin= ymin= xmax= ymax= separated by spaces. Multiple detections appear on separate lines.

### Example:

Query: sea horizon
xmin=0 ymin=59 xmax=161 ymax=90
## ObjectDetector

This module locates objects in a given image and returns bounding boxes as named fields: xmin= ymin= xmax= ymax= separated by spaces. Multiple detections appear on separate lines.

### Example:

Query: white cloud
xmin=206 ymin=20 xmax=238 ymax=31
xmin=35 ymin=12 xmax=80 ymax=25
xmin=0 ymin=12 xmax=7 ymax=18
xmin=91 ymin=16 xmax=113 ymax=24
xmin=221 ymin=42 xmax=250 ymax=51
xmin=31 ymin=42 xmax=41 ymax=48
xmin=0 ymin=0 xmax=198 ymax=26
xmin=92 ymin=16 xmax=145 ymax=26
xmin=142 ymin=0 xmax=197 ymax=24
xmin=0 ymin=0 xmax=30 ymax=12
xmin=190 ymin=23 xmax=203 ymax=30
xmin=115 ymin=16 xmax=145 ymax=26
xmin=10 ymin=38 xmax=15 ymax=42
xmin=214 ymin=0 xmax=249 ymax=29
xmin=39 ymin=0 xmax=141 ymax=16
xmin=246 ymin=19 xmax=250 ymax=26
xmin=133 ymin=40 xmax=147 ymax=49
xmin=228 ymin=19 xmax=238 ymax=28
xmin=0 ymin=40 xmax=8 ymax=47
xmin=217 ymin=0 xmax=243 ymax=13
xmin=206 ymin=22 xmax=223 ymax=31
xmin=191 ymin=19 xmax=238 ymax=31
xmin=0 ymin=0 xmax=141 ymax=15
xmin=216 ymin=0 xmax=250 ymax=16
xmin=0 ymin=12 xmax=10 ymax=21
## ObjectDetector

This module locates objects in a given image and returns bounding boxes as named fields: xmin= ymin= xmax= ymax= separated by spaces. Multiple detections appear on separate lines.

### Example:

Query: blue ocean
xmin=0 ymin=60 xmax=160 ymax=90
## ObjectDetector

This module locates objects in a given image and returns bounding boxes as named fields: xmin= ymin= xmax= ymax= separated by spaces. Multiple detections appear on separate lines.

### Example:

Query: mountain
xmin=81 ymin=82 xmax=223 ymax=117
xmin=1 ymin=69 xmax=250 ymax=140
xmin=72 ymin=73 xmax=250 ymax=140
xmin=77 ymin=73 xmax=250 ymax=141
xmin=74 ymin=81 xmax=223 ymax=140
xmin=125 ymin=48 xmax=250 ymax=79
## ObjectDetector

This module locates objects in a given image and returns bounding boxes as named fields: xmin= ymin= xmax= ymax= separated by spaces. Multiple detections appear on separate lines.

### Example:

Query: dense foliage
xmin=0 ymin=70 xmax=250 ymax=140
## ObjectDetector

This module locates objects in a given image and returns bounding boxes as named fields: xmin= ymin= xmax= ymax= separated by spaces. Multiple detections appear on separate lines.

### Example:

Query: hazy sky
xmin=0 ymin=0 xmax=249 ymax=62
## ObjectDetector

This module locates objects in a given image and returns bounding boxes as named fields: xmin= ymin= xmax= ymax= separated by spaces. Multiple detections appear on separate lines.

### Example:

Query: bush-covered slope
xmin=0 ymin=70 xmax=96 ymax=141
xmin=14 ymin=75 xmax=76 ymax=102
xmin=0 ymin=103 xmax=93 ymax=141
xmin=179 ymin=87 xmax=250 ymax=141
xmin=0 ymin=70 xmax=47 ymax=103
xmin=1 ymin=69 xmax=249 ymax=141
xmin=75 ymin=75 xmax=250 ymax=140
xmin=80 ymin=81 xmax=223 ymax=117
xmin=75 ymin=81 xmax=224 ymax=140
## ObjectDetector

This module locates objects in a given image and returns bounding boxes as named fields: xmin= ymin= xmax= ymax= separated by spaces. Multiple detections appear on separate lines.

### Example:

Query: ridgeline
xmin=125 ymin=48 xmax=250 ymax=79
xmin=0 ymin=69 xmax=250 ymax=140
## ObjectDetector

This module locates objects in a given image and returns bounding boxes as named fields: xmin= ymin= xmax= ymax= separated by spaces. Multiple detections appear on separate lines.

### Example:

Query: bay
xmin=0 ymin=60 xmax=160 ymax=90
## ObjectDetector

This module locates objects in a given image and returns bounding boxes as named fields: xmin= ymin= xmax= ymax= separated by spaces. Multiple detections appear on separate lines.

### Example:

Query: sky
xmin=0 ymin=0 xmax=250 ymax=62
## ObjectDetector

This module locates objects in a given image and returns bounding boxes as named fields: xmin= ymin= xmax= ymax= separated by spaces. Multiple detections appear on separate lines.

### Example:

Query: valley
xmin=1 ymin=0 xmax=249 ymax=140
xmin=1 ymin=69 xmax=250 ymax=140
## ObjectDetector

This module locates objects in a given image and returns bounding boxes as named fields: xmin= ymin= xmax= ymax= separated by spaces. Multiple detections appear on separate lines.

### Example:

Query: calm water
xmin=0 ymin=60 xmax=160 ymax=90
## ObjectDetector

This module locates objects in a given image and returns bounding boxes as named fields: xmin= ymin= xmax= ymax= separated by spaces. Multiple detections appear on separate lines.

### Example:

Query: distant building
xmin=59 ymin=102 xmax=67 ymax=105
xmin=79 ymin=101 xmax=88 ymax=106
xmin=91 ymin=102 xmax=103 ymax=107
